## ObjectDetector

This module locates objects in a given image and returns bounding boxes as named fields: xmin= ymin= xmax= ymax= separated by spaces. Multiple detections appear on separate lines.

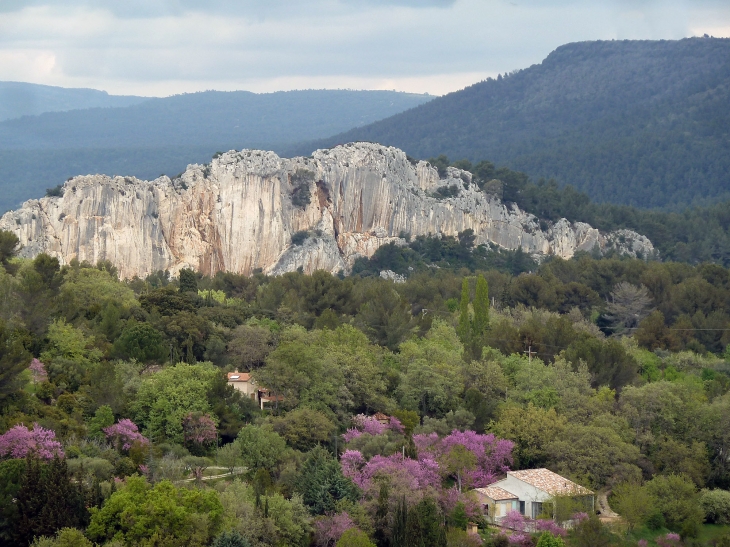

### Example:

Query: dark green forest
xmin=299 ymin=38 xmax=730 ymax=210
xmin=1 ymin=228 xmax=730 ymax=546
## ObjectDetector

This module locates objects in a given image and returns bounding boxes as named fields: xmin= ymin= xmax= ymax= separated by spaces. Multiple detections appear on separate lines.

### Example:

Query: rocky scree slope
xmin=0 ymin=143 xmax=654 ymax=279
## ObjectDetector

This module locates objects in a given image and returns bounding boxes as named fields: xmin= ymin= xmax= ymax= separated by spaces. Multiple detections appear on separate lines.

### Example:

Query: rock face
xmin=0 ymin=143 xmax=654 ymax=279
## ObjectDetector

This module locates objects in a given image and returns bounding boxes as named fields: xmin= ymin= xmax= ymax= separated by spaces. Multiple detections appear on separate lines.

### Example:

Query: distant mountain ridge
xmin=295 ymin=37 xmax=730 ymax=209
xmin=0 ymin=89 xmax=432 ymax=213
xmin=0 ymin=81 xmax=148 ymax=121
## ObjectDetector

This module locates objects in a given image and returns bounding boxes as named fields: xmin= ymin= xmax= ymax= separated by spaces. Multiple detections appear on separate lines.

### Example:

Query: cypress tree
xmin=457 ymin=277 xmax=471 ymax=347
xmin=373 ymin=482 xmax=390 ymax=547
xmin=38 ymin=456 xmax=85 ymax=536
xmin=404 ymin=506 xmax=425 ymax=547
xmin=15 ymin=456 xmax=44 ymax=545
xmin=391 ymin=496 xmax=408 ymax=547
xmin=473 ymin=275 xmax=489 ymax=336
xmin=178 ymin=268 xmax=198 ymax=294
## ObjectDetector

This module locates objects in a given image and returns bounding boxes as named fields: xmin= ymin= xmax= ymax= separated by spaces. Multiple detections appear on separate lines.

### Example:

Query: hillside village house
xmin=474 ymin=468 xmax=594 ymax=524
xmin=226 ymin=371 xmax=281 ymax=410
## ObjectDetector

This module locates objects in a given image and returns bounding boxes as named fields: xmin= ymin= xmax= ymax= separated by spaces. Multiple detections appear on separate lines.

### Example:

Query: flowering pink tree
xmin=29 ymin=358 xmax=48 ymax=384
xmin=103 ymin=419 xmax=149 ymax=451
xmin=414 ymin=430 xmax=514 ymax=489
xmin=346 ymin=414 xmax=405 ymax=441
xmin=314 ymin=511 xmax=355 ymax=547
xmin=182 ymin=412 xmax=217 ymax=452
xmin=0 ymin=423 xmax=64 ymax=460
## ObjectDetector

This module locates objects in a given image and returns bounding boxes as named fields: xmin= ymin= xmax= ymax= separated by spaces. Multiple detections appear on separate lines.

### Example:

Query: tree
xmin=458 ymin=278 xmax=470 ymax=348
xmin=130 ymin=362 xmax=220 ymax=443
xmin=86 ymin=405 xmax=114 ymax=440
xmin=87 ymin=475 xmax=223 ymax=547
xmin=0 ymin=424 xmax=64 ymax=460
xmin=295 ymin=446 xmax=359 ymax=515
xmin=179 ymin=268 xmax=199 ymax=294
xmin=604 ymin=282 xmax=653 ymax=333
xmin=113 ymin=322 xmax=165 ymax=362
xmin=30 ymin=528 xmax=94 ymax=547
xmin=235 ymin=425 xmax=287 ymax=474
xmin=336 ymin=528 xmax=376 ymax=547
xmin=0 ymin=319 xmax=29 ymax=408
xmin=182 ymin=412 xmax=218 ymax=455
xmin=271 ymin=407 xmax=336 ymax=451
xmin=472 ymin=274 xmax=489 ymax=340
xmin=0 ymin=230 xmax=20 ymax=267
xmin=611 ymin=482 xmax=654 ymax=532
xmin=217 ymin=443 xmax=242 ymax=475
xmin=700 ymin=489 xmax=730 ymax=525
xmin=645 ymin=474 xmax=704 ymax=535
xmin=439 ymin=445 xmax=476 ymax=492
xmin=103 ymin=419 xmax=149 ymax=452
xmin=568 ymin=514 xmax=611 ymax=547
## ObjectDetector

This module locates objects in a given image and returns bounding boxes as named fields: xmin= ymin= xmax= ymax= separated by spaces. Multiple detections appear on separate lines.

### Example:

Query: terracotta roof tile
xmin=508 ymin=469 xmax=593 ymax=496
xmin=227 ymin=372 xmax=251 ymax=382
xmin=475 ymin=486 xmax=519 ymax=501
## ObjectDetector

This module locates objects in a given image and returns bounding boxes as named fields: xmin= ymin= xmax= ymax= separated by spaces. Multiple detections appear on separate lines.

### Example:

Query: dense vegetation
xmin=300 ymin=38 xmax=730 ymax=209
xmin=0 ymin=90 xmax=431 ymax=213
xmin=1 ymin=228 xmax=730 ymax=546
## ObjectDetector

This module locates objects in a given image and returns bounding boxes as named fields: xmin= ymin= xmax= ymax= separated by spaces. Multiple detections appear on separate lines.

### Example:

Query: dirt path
xmin=597 ymin=491 xmax=620 ymax=520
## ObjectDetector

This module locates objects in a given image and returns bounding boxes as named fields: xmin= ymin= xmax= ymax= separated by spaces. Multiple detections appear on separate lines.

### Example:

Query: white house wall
xmin=494 ymin=475 xmax=553 ymax=518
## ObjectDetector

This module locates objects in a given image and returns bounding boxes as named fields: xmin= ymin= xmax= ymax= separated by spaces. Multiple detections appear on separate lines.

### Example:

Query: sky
xmin=0 ymin=0 xmax=729 ymax=97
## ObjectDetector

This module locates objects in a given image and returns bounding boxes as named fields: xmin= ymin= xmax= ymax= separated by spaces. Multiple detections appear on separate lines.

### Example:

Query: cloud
xmin=0 ymin=0 xmax=728 ymax=96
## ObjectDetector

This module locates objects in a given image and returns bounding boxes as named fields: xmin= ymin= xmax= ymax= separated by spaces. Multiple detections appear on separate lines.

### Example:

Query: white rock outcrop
xmin=0 ymin=143 xmax=655 ymax=279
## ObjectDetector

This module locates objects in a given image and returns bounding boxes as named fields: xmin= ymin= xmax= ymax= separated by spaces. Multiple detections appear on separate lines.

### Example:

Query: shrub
xmin=291 ymin=231 xmax=309 ymax=246
xmin=45 ymin=185 xmax=64 ymax=198
xmin=700 ymin=489 xmax=730 ymax=525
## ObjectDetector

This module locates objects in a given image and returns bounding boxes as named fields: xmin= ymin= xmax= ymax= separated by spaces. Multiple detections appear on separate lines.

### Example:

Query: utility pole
xmin=524 ymin=345 xmax=536 ymax=363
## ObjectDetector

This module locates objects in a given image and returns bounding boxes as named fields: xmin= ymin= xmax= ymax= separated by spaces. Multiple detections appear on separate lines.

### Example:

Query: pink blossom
xmin=508 ymin=533 xmax=530 ymax=545
xmin=637 ymin=541 xmax=648 ymax=547
xmin=342 ymin=428 xmax=363 ymax=443
xmin=182 ymin=413 xmax=217 ymax=446
xmin=139 ymin=464 xmax=149 ymax=475
xmin=572 ymin=512 xmax=589 ymax=522
xmin=103 ymin=419 xmax=149 ymax=451
xmin=535 ymin=519 xmax=566 ymax=537
xmin=503 ymin=510 xmax=527 ymax=532
xmin=415 ymin=430 xmax=514 ymax=488
xmin=314 ymin=512 xmax=355 ymax=547
xmin=29 ymin=358 xmax=48 ymax=383
xmin=341 ymin=450 xmax=440 ymax=492
xmin=388 ymin=417 xmax=405 ymax=434
xmin=0 ymin=423 xmax=64 ymax=460
xmin=440 ymin=487 xmax=482 ymax=518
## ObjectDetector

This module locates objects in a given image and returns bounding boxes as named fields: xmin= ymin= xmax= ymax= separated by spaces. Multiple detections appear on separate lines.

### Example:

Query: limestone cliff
xmin=0 ymin=143 xmax=654 ymax=279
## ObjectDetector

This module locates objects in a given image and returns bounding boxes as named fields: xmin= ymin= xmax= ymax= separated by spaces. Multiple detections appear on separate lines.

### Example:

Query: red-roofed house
xmin=227 ymin=371 xmax=281 ymax=410
xmin=474 ymin=468 xmax=594 ymax=523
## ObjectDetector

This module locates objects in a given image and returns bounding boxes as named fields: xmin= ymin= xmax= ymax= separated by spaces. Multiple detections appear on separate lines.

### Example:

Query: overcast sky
xmin=1 ymin=0 xmax=729 ymax=97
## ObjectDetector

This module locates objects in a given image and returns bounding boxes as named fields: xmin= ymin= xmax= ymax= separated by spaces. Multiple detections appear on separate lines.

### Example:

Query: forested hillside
xmin=1 ymin=228 xmax=730 ymax=546
xmin=300 ymin=38 xmax=730 ymax=209
xmin=0 ymin=89 xmax=432 ymax=213
xmin=0 ymin=82 xmax=146 ymax=122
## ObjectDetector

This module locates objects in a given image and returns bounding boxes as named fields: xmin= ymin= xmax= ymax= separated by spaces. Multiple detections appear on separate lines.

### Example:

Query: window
xmin=532 ymin=502 xmax=543 ymax=519
xmin=519 ymin=501 xmax=525 ymax=515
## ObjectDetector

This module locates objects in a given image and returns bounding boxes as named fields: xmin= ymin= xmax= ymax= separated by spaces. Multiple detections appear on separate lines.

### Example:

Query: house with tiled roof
xmin=474 ymin=468 xmax=594 ymax=523
xmin=227 ymin=371 xmax=282 ymax=410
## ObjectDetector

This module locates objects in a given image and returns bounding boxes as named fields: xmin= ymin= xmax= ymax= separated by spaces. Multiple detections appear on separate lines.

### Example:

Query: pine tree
xmin=178 ymin=268 xmax=198 ymax=294
xmin=38 ymin=456 xmax=85 ymax=536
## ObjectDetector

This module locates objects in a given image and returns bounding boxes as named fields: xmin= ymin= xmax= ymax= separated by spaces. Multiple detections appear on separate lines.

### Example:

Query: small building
xmin=474 ymin=468 xmax=594 ymax=524
xmin=227 ymin=371 xmax=281 ymax=410
xmin=373 ymin=412 xmax=390 ymax=425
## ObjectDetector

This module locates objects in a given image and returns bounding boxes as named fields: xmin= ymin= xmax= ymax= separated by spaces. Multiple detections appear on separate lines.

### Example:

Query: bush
xmin=701 ymin=489 xmax=730 ymax=524
xmin=45 ymin=184 xmax=64 ymax=197
xmin=291 ymin=231 xmax=309 ymax=246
